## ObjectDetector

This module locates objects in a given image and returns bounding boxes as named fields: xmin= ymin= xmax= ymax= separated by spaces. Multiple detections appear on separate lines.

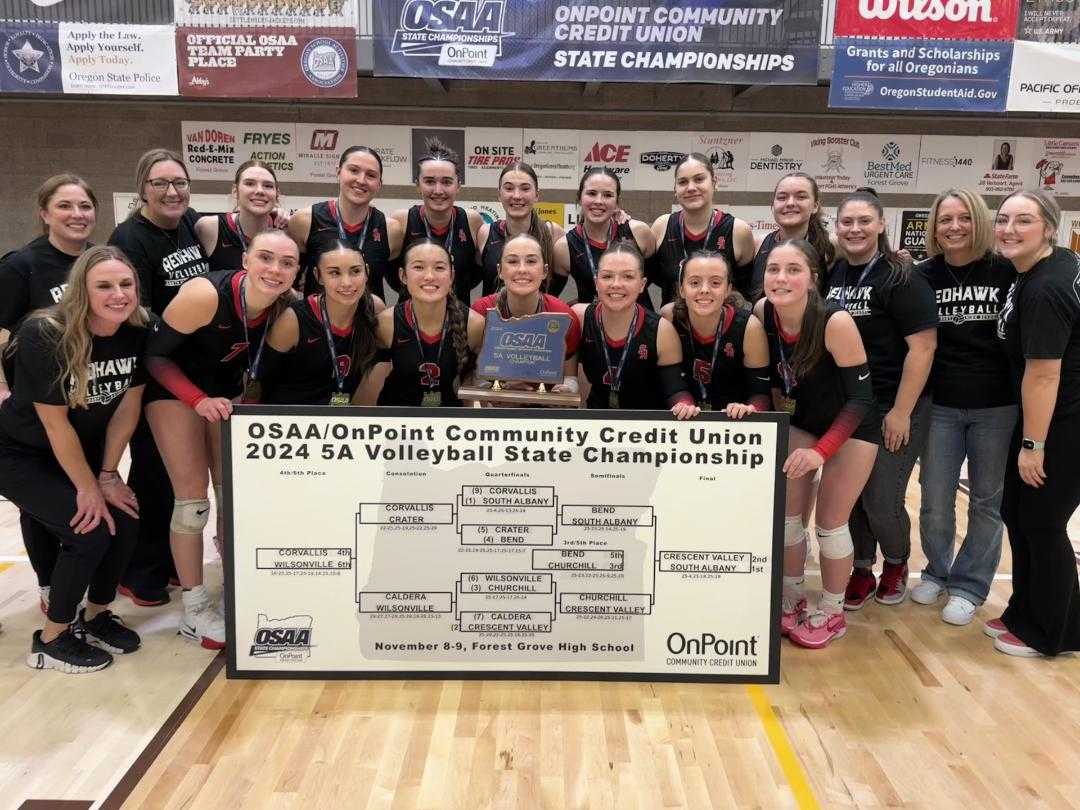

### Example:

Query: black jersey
xmin=168 ymin=270 xmax=271 ymax=400
xmin=650 ymin=210 xmax=738 ymax=304
xmin=262 ymin=295 xmax=366 ymax=406
xmin=565 ymin=220 xmax=646 ymax=308
xmin=674 ymin=305 xmax=751 ymax=409
xmin=763 ymin=299 xmax=879 ymax=443
xmin=0 ymin=235 xmax=79 ymax=330
xmin=750 ymin=229 xmax=780 ymax=300
xmin=377 ymin=301 xmax=463 ymax=407
xmin=480 ymin=219 xmax=508 ymax=296
xmin=304 ymin=201 xmax=393 ymax=301
xmin=0 ymin=317 xmax=148 ymax=456
xmin=206 ymin=212 xmax=247 ymax=273
xmin=401 ymin=205 xmax=478 ymax=303
xmin=580 ymin=303 xmax=667 ymax=409
xmin=108 ymin=210 xmax=209 ymax=315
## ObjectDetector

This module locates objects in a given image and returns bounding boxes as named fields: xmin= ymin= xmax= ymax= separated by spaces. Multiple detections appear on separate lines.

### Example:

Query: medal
xmin=777 ymin=395 xmax=796 ymax=414
xmin=329 ymin=392 xmax=350 ymax=407
xmin=409 ymin=300 xmax=449 ymax=410
xmin=597 ymin=304 xmax=639 ymax=413
xmin=319 ymin=294 xmax=353 ymax=405
xmin=241 ymin=373 xmax=261 ymax=404
xmin=422 ymin=389 xmax=442 ymax=408
xmin=608 ymin=390 xmax=620 ymax=410
xmin=700 ymin=403 xmax=713 ymax=412
xmin=238 ymin=274 xmax=271 ymax=399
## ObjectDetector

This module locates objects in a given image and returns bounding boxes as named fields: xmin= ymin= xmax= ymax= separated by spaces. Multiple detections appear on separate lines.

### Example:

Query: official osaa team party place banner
xmin=373 ymin=0 xmax=821 ymax=85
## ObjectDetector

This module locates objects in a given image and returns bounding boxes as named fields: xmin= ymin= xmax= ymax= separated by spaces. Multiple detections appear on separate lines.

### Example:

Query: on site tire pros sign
xmin=222 ymin=407 xmax=786 ymax=682
xmin=372 ymin=0 xmax=820 ymax=85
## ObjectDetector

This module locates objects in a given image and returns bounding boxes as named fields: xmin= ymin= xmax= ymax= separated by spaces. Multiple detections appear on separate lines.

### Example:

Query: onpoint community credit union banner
xmin=1007 ymin=0 xmax=1080 ymax=112
xmin=174 ymin=0 xmax=356 ymax=98
xmin=373 ymin=0 xmax=821 ymax=85
xmin=830 ymin=0 xmax=1019 ymax=112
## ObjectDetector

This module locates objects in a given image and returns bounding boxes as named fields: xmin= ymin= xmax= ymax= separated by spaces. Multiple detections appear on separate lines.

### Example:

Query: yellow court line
xmin=0 ymin=563 xmax=14 ymax=574
xmin=746 ymin=684 xmax=821 ymax=810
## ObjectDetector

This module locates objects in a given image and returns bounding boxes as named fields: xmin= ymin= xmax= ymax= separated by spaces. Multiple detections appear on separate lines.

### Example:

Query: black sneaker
xmin=27 ymin=629 xmax=113 ymax=673
xmin=73 ymin=608 xmax=141 ymax=654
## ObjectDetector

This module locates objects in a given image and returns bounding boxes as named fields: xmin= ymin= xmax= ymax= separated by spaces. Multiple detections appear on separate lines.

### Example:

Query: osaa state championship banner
xmin=224 ymin=407 xmax=787 ymax=683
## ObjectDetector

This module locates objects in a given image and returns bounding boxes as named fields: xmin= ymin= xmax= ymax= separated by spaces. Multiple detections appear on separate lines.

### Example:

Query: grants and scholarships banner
xmin=223 ymin=408 xmax=786 ymax=682
xmin=1007 ymin=0 xmax=1080 ymax=112
xmin=373 ymin=0 xmax=821 ymax=85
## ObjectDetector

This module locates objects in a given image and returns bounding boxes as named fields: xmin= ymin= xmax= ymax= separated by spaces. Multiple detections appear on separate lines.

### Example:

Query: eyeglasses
xmin=146 ymin=178 xmax=190 ymax=192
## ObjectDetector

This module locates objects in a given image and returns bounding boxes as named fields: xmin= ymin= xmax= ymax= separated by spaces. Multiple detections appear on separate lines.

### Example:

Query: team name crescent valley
xmin=245 ymin=421 xmax=767 ymax=470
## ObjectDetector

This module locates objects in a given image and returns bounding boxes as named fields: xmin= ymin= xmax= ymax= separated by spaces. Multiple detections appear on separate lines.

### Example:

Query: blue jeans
xmin=918 ymin=403 xmax=1018 ymax=605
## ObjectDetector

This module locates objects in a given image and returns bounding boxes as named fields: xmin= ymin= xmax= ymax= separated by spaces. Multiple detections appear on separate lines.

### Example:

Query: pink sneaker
xmin=789 ymin=611 xmax=847 ymax=649
xmin=983 ymin=618 xmax=1007 ymax=639
xmin=780 ymin=597 xmax=807 ymax=636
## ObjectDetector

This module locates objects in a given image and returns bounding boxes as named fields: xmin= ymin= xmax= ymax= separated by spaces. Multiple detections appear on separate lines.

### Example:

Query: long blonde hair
xmin=16 ymin=246 xmax=148 ymax=408
xmin=925 ymin=188 xmax=994 ymax=259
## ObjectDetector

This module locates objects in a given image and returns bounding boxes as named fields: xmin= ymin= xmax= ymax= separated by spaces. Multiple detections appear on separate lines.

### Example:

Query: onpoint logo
xmin=666 ymin=631 xmax=759 ymax=657
xmin=391 ymin=0 xmax=514 ymax=63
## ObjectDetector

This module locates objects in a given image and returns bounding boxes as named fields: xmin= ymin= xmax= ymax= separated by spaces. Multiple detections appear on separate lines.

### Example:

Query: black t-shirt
xmin=999 ymin=247 xmax=1080 ymax=419
xmin=650 ymin=210 xmax=739 ymax=303
xmin=0 ymin=236 xmax=80 ymax=330
xmin=0 ymin=317 xmax=147 ymax=456
xmin=304 ymin=201 xmax=393 ymax=301
xmin=674 ymin=305 xmax=751 ymax=409
xmin=108 ymin=209 xmax=209 ymax=315
xmin=207 ymin=212 xmax=247 ymax=273
xmin=580 ymin=303 xmax=667 ymax=409
xmin=918 ymin=253 xmax=1015 ymax=409
xmin=826 ymin=257 xmax=938 ymax=407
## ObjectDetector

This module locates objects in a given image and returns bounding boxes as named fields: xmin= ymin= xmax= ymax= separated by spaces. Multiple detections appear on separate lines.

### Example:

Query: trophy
xmin=458 ymin=310 xmax=581 ymax=407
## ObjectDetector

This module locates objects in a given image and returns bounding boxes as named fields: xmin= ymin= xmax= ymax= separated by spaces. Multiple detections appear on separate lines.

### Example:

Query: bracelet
xmin=99 ymin=468 xmax=117 ymax=474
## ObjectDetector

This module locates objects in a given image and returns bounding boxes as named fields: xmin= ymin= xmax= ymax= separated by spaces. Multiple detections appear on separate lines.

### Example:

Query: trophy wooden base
xmin=458 ymin=383 xmax=581 ymax=408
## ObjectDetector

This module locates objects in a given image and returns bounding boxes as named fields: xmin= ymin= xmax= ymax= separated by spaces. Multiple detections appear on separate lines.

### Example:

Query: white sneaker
xmin=179 ymin=586 xmax=226 ymax=650
xmin=941 ymin=595 xmax=977 ymax=626
xmin=910 ymin=580 xmax=945 ymax=605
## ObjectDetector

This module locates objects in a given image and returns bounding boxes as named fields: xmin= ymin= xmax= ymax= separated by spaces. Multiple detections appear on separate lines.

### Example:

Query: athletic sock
xmin=783 ymin=576 xmax=805 ymax=605
xmin=820 ymin=589 xmax=845 ymax=615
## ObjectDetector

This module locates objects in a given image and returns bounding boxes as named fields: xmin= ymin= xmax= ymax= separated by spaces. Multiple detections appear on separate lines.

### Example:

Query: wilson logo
xmin=857 ymin=0 xmax=992 ymax=21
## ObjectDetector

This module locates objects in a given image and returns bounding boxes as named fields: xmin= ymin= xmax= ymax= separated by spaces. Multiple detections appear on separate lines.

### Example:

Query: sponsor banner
xmin=291 ymin=124 xmax=412 ymax=186
xmin=225 ymin=408 xmax=785 ymax=681
xmin=1025 ymin=137 xmax=1080 ymax=195
xmin=522 ymin=129 xmax=580 ymax=190
xmin=1018 ymin=0 xmax=1080 ymax=43
xmin=176 ymin=26 xmax=355 ymax=97
xmin=0 ymin=22 xmax=61 ymax=92
xmin=181 ymin=121 xmax=298 ymax=181
xmin=580 ymin=131 xmax=641 ymax=190
xmin=830 ymin=37 xmax=1012 ymax=112
xmin=463 ymin=200 xmax=504 ymax=226
xmin=372 ymin=0 xmax=820 ymax=85
xmin=806 ymin=134 xmax=864 ymax=193
xmin=858 ymin=134 xmax=921 ymax=192
xmin=174 ymin=0 xmax=357 ymax=27
xmin=1063 ymin=211 xmax=1080 ymax=252
xmin=58 ymin=23 xmax=176 ymax=95
xmin=0 ymin=0 xmax=174 ymax=24
xmin=1006 ymin=40 xmax=1080 ymax=112
xmin=411 ymin=127 xmax=465 ymax=184
xmin=634 ymin=131 xmax=691 ymax=192
xmin=535 ymin=202 xmax=572 ymax=230
xmin=464 ymin=128 xmax=523 ymax=187
xmin=745 ymin=132 xmax=809 ymax=192
xmin=692 ymin=133 xmax=750 ymax=192
xmin=897 ymin=209 xmax=930 ymax=261
xmin=915 ymin=135 xmax=1025 ymax=195
xmin=833 ymin=0 xmax=1020 ymax=40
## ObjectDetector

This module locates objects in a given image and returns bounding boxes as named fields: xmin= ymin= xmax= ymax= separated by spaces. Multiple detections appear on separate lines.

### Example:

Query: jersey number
xmin=418 ymin=361 xmax=441 ymax=388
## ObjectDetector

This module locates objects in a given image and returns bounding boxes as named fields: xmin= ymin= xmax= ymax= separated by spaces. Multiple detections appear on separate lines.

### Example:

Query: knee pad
xmin=784 ymin=516 xmax=806 ymax=548
xmin=171 ymin=498 xmax=211 ymax=534
xmin=817 ymin=524 xmax=854 ymax=560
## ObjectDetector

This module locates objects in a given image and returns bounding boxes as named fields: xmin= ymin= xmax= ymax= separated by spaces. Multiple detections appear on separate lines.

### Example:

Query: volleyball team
xmin=1 ymin=142 xmax=1077 ymax=674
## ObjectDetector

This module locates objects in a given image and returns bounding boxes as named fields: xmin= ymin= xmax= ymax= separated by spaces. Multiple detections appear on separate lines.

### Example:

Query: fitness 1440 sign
xmin=224 ymin=407 xmax=786 ymax=682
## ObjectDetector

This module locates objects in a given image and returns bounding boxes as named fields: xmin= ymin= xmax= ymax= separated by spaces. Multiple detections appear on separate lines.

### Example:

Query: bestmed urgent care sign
xmin=372 ymin=0 xmax=820 ymax=85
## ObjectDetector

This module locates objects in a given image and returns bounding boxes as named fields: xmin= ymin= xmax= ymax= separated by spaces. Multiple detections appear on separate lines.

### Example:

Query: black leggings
xmin=122 ymin=415 xmax=176 ymax=590
xmin=1001 ymin=418 xmax=1080 ymax=656
xmin=0 ymin=444 xmax=137 ymax=625
xmin=21 ymin=510 xmax=57 ymax=588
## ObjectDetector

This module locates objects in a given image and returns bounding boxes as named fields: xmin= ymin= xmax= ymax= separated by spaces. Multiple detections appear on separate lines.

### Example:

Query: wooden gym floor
xmin=2 ymin=478 xmax=1079 ymax=810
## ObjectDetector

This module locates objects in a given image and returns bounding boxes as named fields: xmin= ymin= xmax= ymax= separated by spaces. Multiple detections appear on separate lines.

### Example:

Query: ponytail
xmin=838 ymin=192 xmax=910 ymax=285
xmin=446 ymin=294 xmax=475 ymax=389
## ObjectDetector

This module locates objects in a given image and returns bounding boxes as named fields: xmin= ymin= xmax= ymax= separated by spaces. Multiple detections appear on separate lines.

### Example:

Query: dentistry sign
xmin=372 ymin=0 xmax=820 ymax=85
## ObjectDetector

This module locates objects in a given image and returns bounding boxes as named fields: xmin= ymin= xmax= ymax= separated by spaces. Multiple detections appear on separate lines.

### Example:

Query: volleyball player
xmin=471 ymin=233 xmax=580 ymax=394
xmin=476 ymin=162 xmax=564 ymax=296
xmin=0 ymin=246 xmax=147 ymax=672
xmin=914 ymin=189 xmax=1016 ymax=625
xmin=195 ymin=160 xmax=280 ymax=272
xmin=571 ymin=240 xmax=696 ymax=417
xmin=260 ymin=242 xmax=383 ymax=405
xmin=660 ymin=250 xmax=770 ymax=414
xmin=108 ymin=149 xmax=209 ymax=608
xmin=0 ymin=174 xmax=98 ymax=614
xmin=827 ymin=192 xmax=938 ymax=610
xmin=145 ymin=230 xmax=299 ymax=648
xmin=287 ymin=145 xmax=403 ymax=300
xmin=391 ymin=142 xmax=483 ymax=302
xmin=752 ymin=172 xmax=836 ymax=297
xmin=757 ymin=240 xmax=879 ymax=648
xmin=553 ymin=167 xmax=655 ymax=306
xmin=650 ymin=154 xmax=755 ymax=303
xmin=357 ymin=240 xmax=484 ymax=407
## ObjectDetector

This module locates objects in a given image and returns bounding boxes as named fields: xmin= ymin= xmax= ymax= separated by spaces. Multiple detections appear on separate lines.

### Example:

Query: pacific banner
xmin=1006 ymin=0 xmax=1080 ymax=112
xmin=829 ymin=0 xmax=1020 ymax=112
xmin=372 ymin=0 xmax=822 ymax=85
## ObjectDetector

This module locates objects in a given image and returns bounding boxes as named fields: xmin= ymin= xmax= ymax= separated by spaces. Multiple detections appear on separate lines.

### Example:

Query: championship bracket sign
xmin=372 ymin=0 xmax=820 ymax=85
xmin=224 ymin=407 xmax=786 ymax=682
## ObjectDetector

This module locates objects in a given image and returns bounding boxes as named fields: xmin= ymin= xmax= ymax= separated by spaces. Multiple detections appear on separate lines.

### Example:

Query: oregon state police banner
xmin=372 ymin=0 xmax=820 ymax=85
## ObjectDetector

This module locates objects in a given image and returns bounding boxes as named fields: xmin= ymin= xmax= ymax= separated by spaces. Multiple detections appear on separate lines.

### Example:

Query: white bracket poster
xmin=224 ymin=407 xmax=786 ymax=683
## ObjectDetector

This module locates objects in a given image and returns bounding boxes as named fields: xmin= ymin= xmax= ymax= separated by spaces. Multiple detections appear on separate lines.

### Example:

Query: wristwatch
xmin=1021 ymin=438 xmax=1045 ymax=451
